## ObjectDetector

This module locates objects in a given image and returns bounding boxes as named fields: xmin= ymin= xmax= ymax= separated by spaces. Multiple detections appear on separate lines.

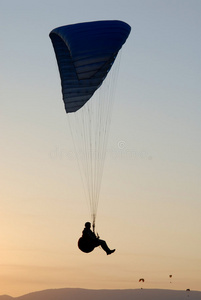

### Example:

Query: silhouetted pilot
xmin=82 ymin=222 xmax=115 ymax=255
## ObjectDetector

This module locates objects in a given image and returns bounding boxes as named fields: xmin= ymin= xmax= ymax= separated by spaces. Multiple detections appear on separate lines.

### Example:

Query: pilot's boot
xmin=107 ymin=249 xmax=116 ymax=255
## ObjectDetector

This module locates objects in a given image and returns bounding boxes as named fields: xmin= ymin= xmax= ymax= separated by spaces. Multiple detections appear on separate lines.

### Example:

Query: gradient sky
xmin=1 ymin=0 xmax=201 ymax=296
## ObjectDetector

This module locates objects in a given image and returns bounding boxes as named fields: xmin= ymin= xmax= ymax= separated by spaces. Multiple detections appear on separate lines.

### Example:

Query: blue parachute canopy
xmin=49 ymin=20 xmax=131 ymax=113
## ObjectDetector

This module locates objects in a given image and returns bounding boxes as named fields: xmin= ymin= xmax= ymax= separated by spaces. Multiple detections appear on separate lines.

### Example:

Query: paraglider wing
xmin=49 ymin=20 xmax=131 ymax=113
xmin=49 ymin=20 xmax=131 ymax=231
xmin=139 ymin=278 xmax=145 ymax=282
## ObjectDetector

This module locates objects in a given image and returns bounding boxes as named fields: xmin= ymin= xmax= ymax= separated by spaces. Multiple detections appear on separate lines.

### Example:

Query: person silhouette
xmin=81 ymin=222 xmax=115 ymax=255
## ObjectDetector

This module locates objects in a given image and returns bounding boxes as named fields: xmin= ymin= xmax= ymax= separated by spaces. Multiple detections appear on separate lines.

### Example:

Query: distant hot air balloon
xmin=169 ymin=274 xmax=172 ymax=283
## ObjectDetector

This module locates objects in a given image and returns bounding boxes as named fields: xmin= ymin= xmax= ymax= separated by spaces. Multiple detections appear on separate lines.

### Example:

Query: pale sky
xmin=1 ymin=0 xmax=201 ymax=296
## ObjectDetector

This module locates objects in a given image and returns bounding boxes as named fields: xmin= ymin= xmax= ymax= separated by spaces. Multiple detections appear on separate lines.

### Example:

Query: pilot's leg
xmin=97 ymin=239 xmax=115 ymax=255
